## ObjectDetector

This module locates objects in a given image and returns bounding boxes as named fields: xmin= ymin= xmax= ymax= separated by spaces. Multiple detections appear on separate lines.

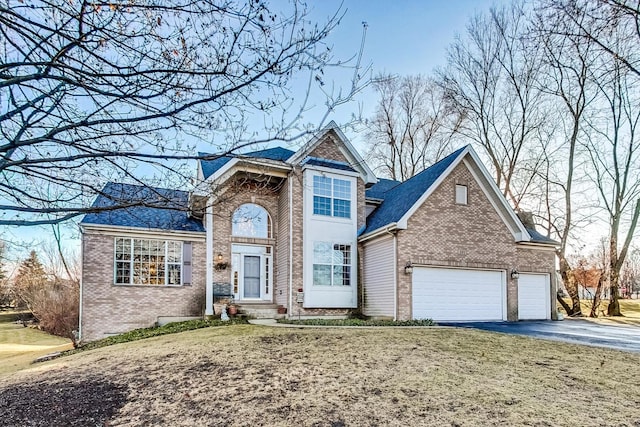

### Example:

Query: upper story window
xmin=232 ymin=203 xmax=271 ymax=238
xmin=115 ymin=238 xmax=182 ymax=285
xmin=455 ymin=184 xmax=468 ymax=205
xmin=313 ymin=175 xmax=351 ymax=218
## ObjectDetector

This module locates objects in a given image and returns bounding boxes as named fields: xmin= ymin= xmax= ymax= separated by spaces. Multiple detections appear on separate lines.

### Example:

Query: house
xmin=79 ymin=122 xmax=558 ymax=341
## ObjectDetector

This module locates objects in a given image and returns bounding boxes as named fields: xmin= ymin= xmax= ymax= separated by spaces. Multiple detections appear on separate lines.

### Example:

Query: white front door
xmin=231 ymin=244 xmax=272 ymax=301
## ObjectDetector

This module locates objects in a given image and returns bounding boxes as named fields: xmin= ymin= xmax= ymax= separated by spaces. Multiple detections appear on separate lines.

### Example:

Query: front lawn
xmin=0 ymin=321 xmax=72 ymax=375
xmin=1 ymin=325 xmax=639 ymax=426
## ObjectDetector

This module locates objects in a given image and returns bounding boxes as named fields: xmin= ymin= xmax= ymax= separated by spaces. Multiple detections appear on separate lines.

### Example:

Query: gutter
xmin=358 ymin=223 xmax=399 ymax=243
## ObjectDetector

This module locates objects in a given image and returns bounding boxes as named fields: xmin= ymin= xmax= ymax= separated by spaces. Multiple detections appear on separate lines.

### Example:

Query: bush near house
xmin=277 ymin=318 xmax=436 ymax=326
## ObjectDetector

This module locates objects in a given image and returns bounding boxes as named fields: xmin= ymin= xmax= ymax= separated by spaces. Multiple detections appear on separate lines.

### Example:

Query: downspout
xmin=288 ymin=175 xmax=293 ymax=317
xmin=205 ymin=201 xmax=214 ymax=316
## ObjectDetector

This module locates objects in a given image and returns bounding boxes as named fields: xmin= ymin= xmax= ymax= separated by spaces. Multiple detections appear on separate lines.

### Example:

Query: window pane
xmin=333 ymin=244 xmax=351 ymax=265
xmin=333 ymin=265 xmax=351 ymax=286
xmin=313 ymin=196 xmax=331 ymax=216
xmin=333 ymin=199 xmax=351 ymax=218
xmin=313 ymin=265 xmax=332 ymax=286
xmin=313 ymin=175 xmax=331 ymax=197
xmin=168 ymin=264 xmax=181 ymax=285
xmin=167 ymin=241 xmax=181 ymax=262
xmin=232 ymin=203 xmax=269 ymax=238
xmin=313 ymin=242 xmax=332 ymax=264
xmin=115 ymin=238 xmax=131 ymax=260
xmin=333 ymin=179 xmax=351 ymax=199
xmin=115 ymin=261 xmax=130 ymax=284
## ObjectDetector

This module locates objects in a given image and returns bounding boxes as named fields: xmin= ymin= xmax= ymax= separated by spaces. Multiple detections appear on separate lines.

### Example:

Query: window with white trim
xmin=313 ymin=175 xmax=351 ymax=218
xmin=312 ymin=242 xmax=351 ymax=286
xmin=455 ymin=184 xmax=468 ymax=205
xmin=115 ymin=238 xmax=182 ymax=285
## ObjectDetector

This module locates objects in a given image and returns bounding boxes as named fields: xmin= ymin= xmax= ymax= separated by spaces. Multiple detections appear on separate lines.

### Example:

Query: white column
xmin=205 ymin=201 xmax=214 ymax=316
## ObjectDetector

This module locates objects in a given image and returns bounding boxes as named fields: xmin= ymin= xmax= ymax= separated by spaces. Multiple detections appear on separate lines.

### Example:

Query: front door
xmin=231 ymin=244 xmax=272 ymax=302
xmin=243 ymin=255 xmax=261 ymax=299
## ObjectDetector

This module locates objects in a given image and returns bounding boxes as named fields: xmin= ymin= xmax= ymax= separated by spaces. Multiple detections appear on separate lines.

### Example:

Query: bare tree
xmin=439 ymin=2 xmax=550 ymax=210
xmin=532 ymin=1 xmax=602 ymax=316
xmin=586 ymin=54 xmax=640 ymax=316
xmin=0 ymin=1 xmax=367 ymax=226
xmin=364 ymin=74 xmax=458 ymax=181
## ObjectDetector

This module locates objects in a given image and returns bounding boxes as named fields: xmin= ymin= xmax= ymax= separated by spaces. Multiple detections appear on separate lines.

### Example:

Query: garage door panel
xmin=412 ymin=267 xmax=505 ymax=321
xmin=518 ymin=273 xmax=550 ymax=320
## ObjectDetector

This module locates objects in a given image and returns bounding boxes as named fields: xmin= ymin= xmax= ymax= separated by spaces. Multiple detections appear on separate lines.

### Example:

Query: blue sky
xmin=4 ymin=0 xmax=501 ymax=263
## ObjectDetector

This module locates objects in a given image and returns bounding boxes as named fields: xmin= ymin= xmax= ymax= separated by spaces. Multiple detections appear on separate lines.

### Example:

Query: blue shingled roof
xmin=362 ymin=146 xmax=468 ymax=235
xmin=199 ymin=146 xmax=295 ymax=179
xmin=366 ymin=178 xmax=401 ymax=200
xmin=526 ymin=227 xmax=559 ymax=245
xmin=302 ymin=157 xmax=356 ymax=172
xmin=81 ymin=183 xmax=205 ymax=232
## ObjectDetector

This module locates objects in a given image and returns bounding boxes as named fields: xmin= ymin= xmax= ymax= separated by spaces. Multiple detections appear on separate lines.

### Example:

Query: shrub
xmin=277 ymin=318 xmax=436 ymax=327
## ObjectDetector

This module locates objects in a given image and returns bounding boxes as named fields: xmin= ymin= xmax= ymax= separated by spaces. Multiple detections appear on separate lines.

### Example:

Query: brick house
xmin=79 ymin=122 xmax=557 ymax=341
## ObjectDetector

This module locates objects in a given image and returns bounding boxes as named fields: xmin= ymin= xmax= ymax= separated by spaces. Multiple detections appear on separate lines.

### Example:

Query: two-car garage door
xmin=412 ymin=267 xmax=551 ymax=321
xmin=412 ymin=267 xmax=506 ymax=321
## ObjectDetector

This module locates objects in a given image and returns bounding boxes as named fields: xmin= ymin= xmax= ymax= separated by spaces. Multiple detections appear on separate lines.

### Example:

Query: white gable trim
xmin=463 ymin=148 xmax=531 ymax=241
xmin=396 ymin=146 xmax=530 ymax=242
xmin=287 ymin=121 xmax=377 ymax=185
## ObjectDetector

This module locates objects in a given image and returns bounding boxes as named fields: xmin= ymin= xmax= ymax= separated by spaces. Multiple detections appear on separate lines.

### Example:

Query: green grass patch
xmin=277 ymin=318 xmax=435 ymax=326
xmin=64 ymin=318 xmax=249 ymax=356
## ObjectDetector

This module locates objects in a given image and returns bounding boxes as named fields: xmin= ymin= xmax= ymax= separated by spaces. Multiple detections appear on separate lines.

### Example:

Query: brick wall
xmin=210 ymin=182 xmax=280 ymax=288
xmin=394 ymin=161 xmax=553 ymax=321
xmin=80 ymin=231 xmax=206 ymax=342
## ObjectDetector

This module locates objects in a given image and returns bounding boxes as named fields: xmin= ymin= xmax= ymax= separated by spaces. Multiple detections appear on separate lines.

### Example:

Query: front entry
xmin=231 ymin=244 xmax=272 ymax=301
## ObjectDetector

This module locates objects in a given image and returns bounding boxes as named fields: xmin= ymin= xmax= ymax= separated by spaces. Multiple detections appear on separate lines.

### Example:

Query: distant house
xmin=79 ymin=122 xmax=557 ymax=341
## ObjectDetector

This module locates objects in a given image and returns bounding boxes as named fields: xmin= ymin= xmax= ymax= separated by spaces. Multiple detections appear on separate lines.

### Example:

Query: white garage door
xmin=412 ymin=267 xmax=506 ymax=321
xmin=518 ymin=273 xmax=550 ymax=320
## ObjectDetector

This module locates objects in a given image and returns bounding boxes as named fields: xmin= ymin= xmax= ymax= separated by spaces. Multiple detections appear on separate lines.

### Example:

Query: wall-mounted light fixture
xmin=404 ymin=261 xmax=414 ymax=275
xmin=217 ymin=252 xmax=223 ymax=262
xmin=511 ymin=269 xmax=520 ymax=280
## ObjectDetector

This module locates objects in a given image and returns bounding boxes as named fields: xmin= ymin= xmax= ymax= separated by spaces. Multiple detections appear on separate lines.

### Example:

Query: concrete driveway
xmin=440 ymin=319 xmax=640 ymax=353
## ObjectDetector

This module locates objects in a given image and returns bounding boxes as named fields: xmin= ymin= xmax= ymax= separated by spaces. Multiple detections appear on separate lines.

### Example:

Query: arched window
xmin=232 ymin=204 xmax=271 ymax=238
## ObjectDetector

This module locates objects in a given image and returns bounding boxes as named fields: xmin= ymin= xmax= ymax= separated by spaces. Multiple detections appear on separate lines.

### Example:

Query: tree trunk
xmin=590 ymin=271 xmax=605 ymax=318
xmin=559 ymin=254 xmax=581 ymax=316
xmin=608 ymin=268 xmax=622 ymax=316
xmin=556 ymin=294 xmax=573 ymax=315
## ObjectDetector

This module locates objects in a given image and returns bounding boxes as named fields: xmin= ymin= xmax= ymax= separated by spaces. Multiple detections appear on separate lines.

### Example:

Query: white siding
xmin=362 ymin=236 xmax=395 ymax=317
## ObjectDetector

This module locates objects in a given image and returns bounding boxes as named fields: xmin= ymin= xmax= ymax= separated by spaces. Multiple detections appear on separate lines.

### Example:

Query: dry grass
xmin=565 ymin=299 xmax=640 ymax=326
xmin=0 ymin=322 xmax=72 ymax=375
xmin=2 ymin=325 xmax=640 ymax=426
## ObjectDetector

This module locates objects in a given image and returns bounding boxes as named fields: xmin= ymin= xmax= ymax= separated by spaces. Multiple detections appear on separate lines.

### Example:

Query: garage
xmin=412 ymin=267 xmax=506 ymax=321
xmin=517 ymin=273 xmax=551 ymax=320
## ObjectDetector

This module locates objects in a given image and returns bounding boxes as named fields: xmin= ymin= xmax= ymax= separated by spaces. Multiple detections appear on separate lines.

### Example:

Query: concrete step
xmin=236 ymin=303 xmax=281 ymax=319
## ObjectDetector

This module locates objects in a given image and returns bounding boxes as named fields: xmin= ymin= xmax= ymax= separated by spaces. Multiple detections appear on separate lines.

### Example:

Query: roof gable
xmin=199 ymin=146 xmax=294 ymax=179
xmin=363 ymin=147 xmax=466 ymax=234
xmin=361 ymin=145 xmax=533 ymax=243
xmin=81 ymin=183 xmax=205 ymax=232
xmin=288 ymin=121 xmax=377 ymax=184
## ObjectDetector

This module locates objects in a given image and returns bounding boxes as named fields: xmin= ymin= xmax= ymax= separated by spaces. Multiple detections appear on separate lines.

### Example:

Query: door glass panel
xmin=243 ymin=255 xmax=261 ymax=299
